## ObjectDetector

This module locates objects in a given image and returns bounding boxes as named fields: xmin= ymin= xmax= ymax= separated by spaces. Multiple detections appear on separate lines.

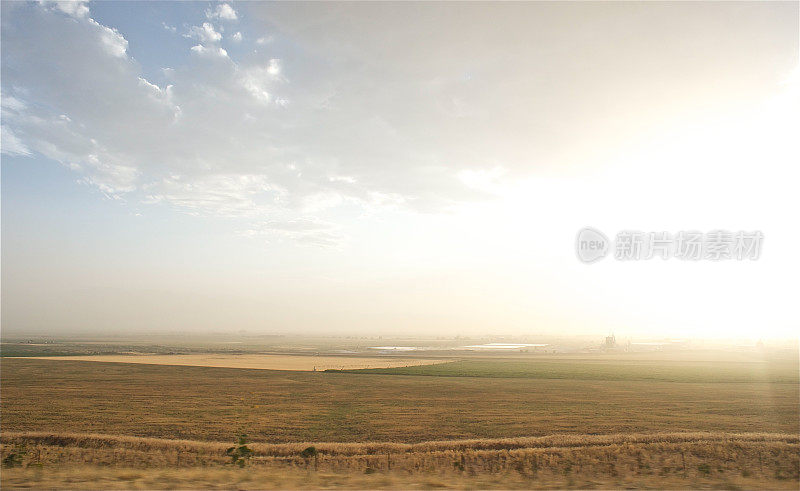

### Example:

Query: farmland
xmin=1 ymin=350 xmax=798 ymax=488
xmin=11 ymin=354 xmax=446 ymax=371
xmin=341 ymin=355 xmax=799 ymax=383
xmin=2 ymin=356 xmax=799 ymax=442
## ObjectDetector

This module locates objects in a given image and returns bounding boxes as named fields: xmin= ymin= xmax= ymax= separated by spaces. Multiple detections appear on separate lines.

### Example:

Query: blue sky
xmin=2 ymin=1 xmax=798 ymax=338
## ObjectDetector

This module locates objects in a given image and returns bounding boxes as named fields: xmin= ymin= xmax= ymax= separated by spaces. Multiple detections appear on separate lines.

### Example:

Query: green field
xmin=338 ymin=356 xmax=799 ymax=383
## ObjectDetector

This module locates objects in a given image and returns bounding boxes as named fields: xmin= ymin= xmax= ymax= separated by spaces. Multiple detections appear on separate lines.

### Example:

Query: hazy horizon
xmin=2 ymin=327 xmax=799 ymax=347
xmin=3 ymin=1 xmax=799 ymax=340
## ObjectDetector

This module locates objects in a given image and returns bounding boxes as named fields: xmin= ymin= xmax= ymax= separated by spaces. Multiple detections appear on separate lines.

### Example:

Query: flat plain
xmin=2 ymin=355 xmax=798 ymax=442
xmin=1 ymin=349 xmax=798 ymax=488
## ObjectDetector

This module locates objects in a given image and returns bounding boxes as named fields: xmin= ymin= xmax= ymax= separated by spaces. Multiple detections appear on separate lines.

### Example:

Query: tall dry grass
xmin=2 ymin=431 xmax=797 ymax=488
xmin=3 ymin=430 xmax=797 ymax=457
xmin=2 ymin=464 xmax=797 ymax=490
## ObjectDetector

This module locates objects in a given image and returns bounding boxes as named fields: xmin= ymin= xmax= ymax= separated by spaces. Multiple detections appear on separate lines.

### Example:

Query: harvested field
xmin=10 ymin=354 xmax=446 ymax=371
xmin=3 ymin=355 xmax=798 ymax=488
xmin=2 ymin=358 xmax=797 ymax=443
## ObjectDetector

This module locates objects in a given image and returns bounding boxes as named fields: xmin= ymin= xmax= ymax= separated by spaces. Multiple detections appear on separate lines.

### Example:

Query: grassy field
xmin=2 ymin=357 xmax=797 ymax=442
xmin=339 ymin=356 xmax=799 ymax=383
xmin=2 ymin=353 xmax=798 ymax=488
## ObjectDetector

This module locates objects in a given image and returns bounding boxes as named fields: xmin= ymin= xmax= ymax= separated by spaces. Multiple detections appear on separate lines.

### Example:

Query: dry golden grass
xmin=2 ymin=465 xmax=797 ymax=490
xmin=3 ymin=359 xmax=798 ymax=443
xmin=3 ymin=430 xmax=797 ymax=457
xmin=11 ymin=354 xmax=446 ymax=371
xmin=2 ymin=432 xmax=798 ymax=489
xmin=3 ymin=355 xmax=798 ymax=488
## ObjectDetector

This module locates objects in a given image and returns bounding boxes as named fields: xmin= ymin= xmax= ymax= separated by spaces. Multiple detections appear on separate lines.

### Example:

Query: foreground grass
xmin=4 ymin=466 xmax=797 ymax=490
xmin=2 ymin=358 xmax=798 ymax=442
xmin=1 ymin=432 xmax=798 ymax=489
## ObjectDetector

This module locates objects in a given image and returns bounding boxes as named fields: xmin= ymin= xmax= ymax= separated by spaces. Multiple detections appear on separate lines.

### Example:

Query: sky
xmin=1 ymin=1 xmax=798 ymax=340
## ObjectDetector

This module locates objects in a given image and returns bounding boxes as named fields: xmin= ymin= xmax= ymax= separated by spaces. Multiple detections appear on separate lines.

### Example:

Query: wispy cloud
xmin=206 ymin=3 xmax=237 ymax=22
xmin=4 ymin=1 xmax=795 ymax=247
xmin=0 ymin=1 xmax=483 ymax=245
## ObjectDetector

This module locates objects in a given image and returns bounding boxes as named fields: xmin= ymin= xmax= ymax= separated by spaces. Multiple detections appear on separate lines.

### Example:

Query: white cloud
xmin=240 ymin=218 xmax=345 ymax=247
xmin=190 ymin=44 xmax=229 ymax=59
xmin=239 ymin=63 xmax=284 ymax=104
xmin=89 ymin=19 xmax=128 ymax=58
xmin=267 ymin=58 xmax=280 ymax=76
xmin=240 ymin=74 xmax=271 ymax=103
xmin=10 ymin=2 xmax=791 ymax=247
xmin=80 ymin=153 xmax=139 ymax=196
xmin=206 ymin=3 xmax=237 ymax=21
xmin=0 ymin=1 xmax=485 ymax=244
xmin=42 ymin=0 xmax=89 ymax=18
xmin=146 ymin=174 xmax=279 ymax=217
xmin=1 ymin=94 xmax=27 ymax=113
xmin=186 ymin=22 xmax=222 ymax=44
xmin=1 ymin=125 xmax=32 ymax=156
xmin=231 ymin=31 xmax=242 ymax=42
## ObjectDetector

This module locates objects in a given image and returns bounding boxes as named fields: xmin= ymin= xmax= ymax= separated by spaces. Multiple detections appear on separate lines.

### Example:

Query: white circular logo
xmin=576 ymin=227 xmax=609 ymax=263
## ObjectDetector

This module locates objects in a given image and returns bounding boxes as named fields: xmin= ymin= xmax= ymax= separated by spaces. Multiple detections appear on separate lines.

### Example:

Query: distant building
xmin=604 ymin=334 xmax=617 ymax=349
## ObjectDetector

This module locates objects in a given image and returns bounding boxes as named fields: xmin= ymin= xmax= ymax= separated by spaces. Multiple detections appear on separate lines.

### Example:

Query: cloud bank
xmin=2 ymin=2 xmax=796 ymax=246
xmin=1 ymin=2 xmax=482 ymax=245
